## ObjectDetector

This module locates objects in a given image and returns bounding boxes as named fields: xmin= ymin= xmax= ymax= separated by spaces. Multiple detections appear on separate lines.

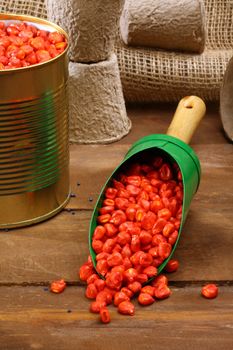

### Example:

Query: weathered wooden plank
xmin=120 ymin=102 xmax=224 ymax=145
xmin=0 ymin=204 xmax=232 ymax=284
xmin=0 ymin=286 xmax=232 ymax=350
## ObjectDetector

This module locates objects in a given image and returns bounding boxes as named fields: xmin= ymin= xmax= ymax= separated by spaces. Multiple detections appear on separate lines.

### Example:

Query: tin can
xmin=0 ymin=14 xmax=70 ymax=228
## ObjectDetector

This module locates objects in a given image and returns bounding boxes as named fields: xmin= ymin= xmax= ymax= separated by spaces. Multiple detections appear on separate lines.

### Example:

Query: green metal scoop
xmin=89 ymin=96 xmax=206 ymax=279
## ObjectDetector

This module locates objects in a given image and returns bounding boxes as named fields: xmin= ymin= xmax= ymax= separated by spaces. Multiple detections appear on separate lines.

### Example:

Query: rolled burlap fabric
xmin=120 ymin=0 xmax=206 ymax=53
xmin=46 ymin=0 xmax=124 ymax=62
xmin=69 ymin=54 xmax=131 ymax=143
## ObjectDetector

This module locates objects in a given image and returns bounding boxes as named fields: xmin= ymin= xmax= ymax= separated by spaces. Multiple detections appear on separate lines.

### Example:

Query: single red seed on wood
xmin=154 ymin=284 xmax=171 ymax=299
xmin=201 ymin=284 xmax=218 ymax=299
xmin=50 ymin=279 xmax=66 ymax=294
xmin=100 ymin=307 xmax=111 ymax=323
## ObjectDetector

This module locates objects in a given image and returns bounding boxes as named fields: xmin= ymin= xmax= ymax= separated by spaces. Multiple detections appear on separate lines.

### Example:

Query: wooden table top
xmin=0 ymin=102 xmax=232 ymax=350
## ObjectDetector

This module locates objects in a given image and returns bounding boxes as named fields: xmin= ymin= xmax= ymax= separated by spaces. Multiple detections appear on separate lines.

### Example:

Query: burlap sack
xmin=116 ymin=0 xmax=233 ymax=102
xmin=0 ymin=0 xmax=46 ymax=18
xmin=120 ymin=0 xmax=206 ymax=54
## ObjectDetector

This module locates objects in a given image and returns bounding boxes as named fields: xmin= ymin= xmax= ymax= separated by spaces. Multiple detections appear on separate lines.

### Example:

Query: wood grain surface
xmin=0 ymin=103 xmax=232 ymax=349
xmin=0 ymin=286 xmax=232 ymax=350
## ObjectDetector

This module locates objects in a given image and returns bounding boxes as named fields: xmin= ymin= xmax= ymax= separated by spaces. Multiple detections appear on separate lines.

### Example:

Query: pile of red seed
xmin=50 ymin=156 xmax=219 ymax=321
xmin=79 ymin=157 xmax=183 ymax=323
xmin=0 ymin=21 xmax=67 ymax=69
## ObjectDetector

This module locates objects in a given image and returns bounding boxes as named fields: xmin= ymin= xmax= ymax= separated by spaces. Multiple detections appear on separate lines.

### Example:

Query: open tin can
xmin=0 ymin=14 xmax=70 ymax=228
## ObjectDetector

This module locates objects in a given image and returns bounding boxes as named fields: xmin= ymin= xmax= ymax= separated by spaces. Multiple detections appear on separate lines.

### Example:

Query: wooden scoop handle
xmin=166 ymin=96 xmax=206 ymax=144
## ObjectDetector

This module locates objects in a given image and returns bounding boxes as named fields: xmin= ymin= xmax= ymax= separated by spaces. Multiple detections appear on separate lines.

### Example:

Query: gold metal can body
xmin=0 ymin=14 xmax=70 ymax=228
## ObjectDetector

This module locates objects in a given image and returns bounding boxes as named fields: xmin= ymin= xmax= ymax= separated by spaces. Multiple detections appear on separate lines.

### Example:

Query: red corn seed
xmin=106 ymin=271 xmax=123 ymax=290
xmin=141 ymin=211 xmax=157 ymax=230
xmin=123 ymin=257 xmax=132 ymax=269
xmin=201 ymin=284 xmax=218 ymax=299
xmin=128 ymin=281 xmax=142 ymax=294
xmin=123 ymin=268 xmax=138 ymax=283
xmin=96 ymin=290 xmax=112 ymax=305
xmin=154 ymin=284 xmax=171 ymax=299
xmin=90 ymin=300 xmax=106 ymax=313
xmin=102 ymin=238 xmax=116 ymax=253
xmin=127 ymin=176 xmax=141 ymax=187
xmin=110 ymin=210 xmax=127 ymax=226
xmin=152 ymin=234 xmax=166 ymax=246
xmin=152 ymin=219 xmax=167 ymax=235
xmin=115 ymin=197 xmax=129 ymax=211
xmin=121 ymin=244 xmax=132 ymax=258
xmin=141 ymin=285 xmax=155 ymax=296
xmin=158 ymin=242 xmax=172 ymax=259
xmin=165 ymin=259 xmax=179 ymax=273
xmin=121 ymin=287 xmax=134 ymax=298
xmin=105 ymin=188 xmax=118 ymax=199
xmin=96 ymin=259 xmax=109 ymax=276
xmin=137 ymin=273 xmax=148 ymax=284
xmin=114 ymin=291 xmax=130 ymax=306
xmin=107 ymin=252 xmax=123 ymax=267
xmin=85 ymin=283 xmax=98 ymax=299
xmin=104 ymin=223 xmax=118 ymax=237
xmin=162 ymin=223 xmax=175 ymax=237
xmin=99 ymin=206 xmax=115 ymax=215
xmin=92 ymin=239 xmax=103 ymax=254
xmin=87 ymin=273 xmax=99 ymax=285
xmin=100 ymin=307 xmax=111 ymax=324
xmin=157 ymin=208 xmax=172 ymax=221
xmin=159 ymin=163 xmax=173 ymax=181
xmin=168 ymin=230 xmax=178 ymax=245
xmin=118 ymin=301 xmax=135 ymax=316
xmin=93 ymin=225 xmax=106 ymax=240
xmin=97 ymin=214 xmax=111 ymax=224
xmin=153 ymin=157 xmax=163 ymax=168
xmin=139 ymin=252 xmax=153 ymax=267
xmin=117 ymin=231 xmax=131 ymax=246
xmin=131 ymin=235 xmax=141 ymax=253
xmin=79 ymin=264 xmax=93 ymax=281
xmin=112 ymin=244 xmax=122 ymax=253
xmin=95 ymin=279 xmax=106 ymax=292
xmin=50 ymin=279 xmax=66 ymax=294
xmin=138 ymin=293 xmax=155 ymax=306
xmin=152 ymin=274 xmax=168 ymax=288
xmin=96 ymin=252 xmax=110 ymax=261
xmin=103 ymin=199 xmax=115 ymax=207
xmin=143 ymin=266 xmax=157 ymax=278
xmin=111 ymin=265 xmax=125 ymax=275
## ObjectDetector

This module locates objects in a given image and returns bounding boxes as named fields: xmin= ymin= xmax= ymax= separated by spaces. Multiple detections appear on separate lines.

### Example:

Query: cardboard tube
xmin=46 ymin=0 xmax=124 ymax=62
xmin=120 ymin=0 xmax=206 ymax=53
